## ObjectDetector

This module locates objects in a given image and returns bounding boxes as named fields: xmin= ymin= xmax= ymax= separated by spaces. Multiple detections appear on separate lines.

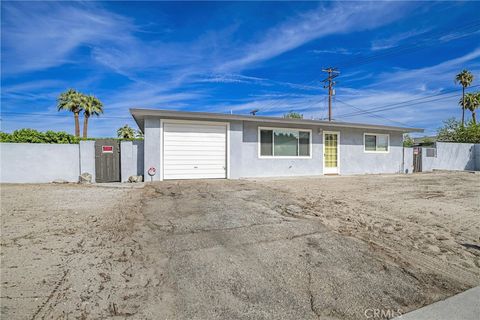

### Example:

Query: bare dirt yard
xmin=1 ymin=172 xmax=479 ymax=319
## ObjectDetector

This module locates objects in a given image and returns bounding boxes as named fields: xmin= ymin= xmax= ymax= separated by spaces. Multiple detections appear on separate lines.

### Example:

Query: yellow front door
xmin=324 ymin=132 xmax=339 ymax=174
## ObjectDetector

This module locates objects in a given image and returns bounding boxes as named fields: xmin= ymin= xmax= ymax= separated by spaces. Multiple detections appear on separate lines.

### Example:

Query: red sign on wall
xmin=102 ymin=146 xmax=113 ymax=153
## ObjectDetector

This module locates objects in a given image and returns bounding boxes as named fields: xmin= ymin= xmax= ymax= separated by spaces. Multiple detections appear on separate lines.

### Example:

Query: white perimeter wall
xmin=0 ymin=141 xmax=95 ymax=183
xmin=121 ymin=140 xmax=144 ymax=182
xmin=422 ymin=142 xmax=477 ymax=172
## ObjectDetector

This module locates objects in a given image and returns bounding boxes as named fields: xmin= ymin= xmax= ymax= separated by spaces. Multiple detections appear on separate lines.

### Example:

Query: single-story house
xmin=130 ymin=108 xmax=423 ymax=180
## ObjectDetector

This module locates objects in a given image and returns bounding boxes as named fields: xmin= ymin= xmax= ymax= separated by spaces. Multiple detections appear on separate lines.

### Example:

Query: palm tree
xmin=455 ymin=70 xmax=474 ymax=126
xmin=82 ymin=95 xmax=103 ymax=138
xmin=466 ymin=92 xmax=480 ymax=124
xmin=57 ymin=89 xmax=84 ymax=137
xmin=117 ymin=125 xmax=135 ymax=139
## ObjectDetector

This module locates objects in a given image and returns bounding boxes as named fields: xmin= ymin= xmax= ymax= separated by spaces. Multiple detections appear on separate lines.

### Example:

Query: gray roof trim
xmin=130 ymin=108 xmax=423 ymax=133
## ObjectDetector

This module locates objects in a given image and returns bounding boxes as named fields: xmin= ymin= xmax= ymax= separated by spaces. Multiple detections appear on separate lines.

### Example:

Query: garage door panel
xmin=163 ymin=122 xmax=227 ymax=180
xmin=164 ymin=145 xmax=225 ymax=151
xmin=164 ymin=125 xmax=225 ymax=134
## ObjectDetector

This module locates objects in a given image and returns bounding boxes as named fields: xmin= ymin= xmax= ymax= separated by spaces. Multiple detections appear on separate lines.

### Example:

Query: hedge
xmin=0 ymin=129 xmax=144 ymax=144
xmin=0 ymin=129 xmax=79 ymax=144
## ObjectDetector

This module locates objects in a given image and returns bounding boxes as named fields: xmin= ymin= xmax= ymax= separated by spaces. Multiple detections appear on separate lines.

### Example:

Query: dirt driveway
xmin=1 ymin=172 xmax=479 ymax=319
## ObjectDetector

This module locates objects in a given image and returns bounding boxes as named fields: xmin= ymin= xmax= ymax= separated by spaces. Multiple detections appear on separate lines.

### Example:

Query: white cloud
xmin=217 ymin=2 xmax=411 ymax=72
xmin=1 ymin=2 xmax=137 ymax=74
xmin=371 ymin=28 xmax=430 ymax=51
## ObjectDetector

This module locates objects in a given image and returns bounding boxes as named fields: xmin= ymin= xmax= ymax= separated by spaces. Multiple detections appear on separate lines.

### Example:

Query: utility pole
xmin=322 ymin=67 xmax=340 ymax=121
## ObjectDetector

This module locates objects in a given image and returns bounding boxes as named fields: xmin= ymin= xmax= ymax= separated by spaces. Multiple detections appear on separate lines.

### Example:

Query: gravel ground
xmin=1 ymin=172 xmax=479 ymax=319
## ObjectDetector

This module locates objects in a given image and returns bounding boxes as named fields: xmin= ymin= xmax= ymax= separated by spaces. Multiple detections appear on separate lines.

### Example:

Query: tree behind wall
xmin=437 ymin=118 xmax=480 ymax=143
xmin=117 ymin=125 xmax=136 ymax=139
xmin=283 ymin=111 xmax=303 ymax=119
xmin=57 ymin=89 xmax=84 ymax=137
xmin=455 ymin=70 xmax=474 ymax=126
xmin=82 ymin=95 xmax=104 ymax=138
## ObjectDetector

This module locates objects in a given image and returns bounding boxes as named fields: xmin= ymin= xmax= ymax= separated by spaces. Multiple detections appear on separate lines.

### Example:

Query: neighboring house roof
xmin=130 ymin=108 xmax=424 ymax=133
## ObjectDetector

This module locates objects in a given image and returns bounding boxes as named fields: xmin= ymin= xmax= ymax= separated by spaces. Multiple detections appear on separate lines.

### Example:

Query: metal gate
xmin=95 ymin=139 xmax=120 ymax=182
xmin=413 ymin=147 xmax=422 ymax=173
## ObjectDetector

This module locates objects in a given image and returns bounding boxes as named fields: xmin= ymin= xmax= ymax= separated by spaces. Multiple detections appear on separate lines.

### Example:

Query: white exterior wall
xmin=403 ymin=147 xmax=414 ymax=174
xmin=422 ymin=142 xmax=476 ymax=172
xmin=121 ymin=140 xmax=144 ymax=182
xmin=1 ymin=143 xmax=80 ymax=183
xmin=142 ymin=117 xmax=408 ymax=180
xmin=143 ymin=117 xmax=161 ymax=181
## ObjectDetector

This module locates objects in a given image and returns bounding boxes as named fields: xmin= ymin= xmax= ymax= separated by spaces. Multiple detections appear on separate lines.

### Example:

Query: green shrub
xmin=403 ymin=134 xmax=414 ymax=147
xmin=437 ymin=118 xmax=480 ymax=143
xmin=0 ymin=129 xmax=79 ymax=144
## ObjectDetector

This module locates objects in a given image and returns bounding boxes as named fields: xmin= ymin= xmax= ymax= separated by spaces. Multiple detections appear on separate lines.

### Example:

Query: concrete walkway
xmin=395 ymin=286 xmax=480 ymax=320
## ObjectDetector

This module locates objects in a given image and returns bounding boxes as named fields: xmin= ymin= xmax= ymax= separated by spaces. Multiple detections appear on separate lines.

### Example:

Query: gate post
xmin=79 ymin=140 xmax=96 ymax=182
xmin=120 ymin=141 xmax=133 ymax=182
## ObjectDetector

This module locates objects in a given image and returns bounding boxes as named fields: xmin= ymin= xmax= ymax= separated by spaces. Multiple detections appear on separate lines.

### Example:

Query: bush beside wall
xmin=0 ymin=129 xmax=145 ymax=144
xmin=0 ymin=129 xmax=79 ymax=144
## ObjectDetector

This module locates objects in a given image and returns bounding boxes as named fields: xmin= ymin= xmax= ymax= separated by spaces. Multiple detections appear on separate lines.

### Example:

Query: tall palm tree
xmin=467 ymin=92 xmax=480 ymax=124
xmin=57 ymin=89 xmax=84 ymax=137
xmin=459 ymin=93 xmax=475 ymax=124
xmin=117 ymin=125 xmax=135 ymax=139
xmin=455 ymin=69 xmax=474 ymax=126
xmin=82 ymin=95 xmax=103 ymax=138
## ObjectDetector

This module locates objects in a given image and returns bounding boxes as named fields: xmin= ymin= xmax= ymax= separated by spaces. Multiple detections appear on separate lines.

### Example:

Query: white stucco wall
xmin=143 ymin=117 xmax=161 ymax=181
xmin=0 ymin=143 xmax=81 ymax=183
xmin=403 ymin=147 xmax=414 ymax=174
xmin=422 ymin=142 xmax=476 ymax=172
xmin=143 ymin=117 xmax=409 ymax=179
xmin=121 ymin=140 xmax=144 ymax=182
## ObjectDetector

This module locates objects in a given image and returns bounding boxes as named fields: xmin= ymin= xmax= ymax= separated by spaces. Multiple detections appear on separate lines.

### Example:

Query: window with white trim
xmin=260 ymin=128 xmax=311 ymax=157
xmin=364 ymin=133 xmax=389 ymax=152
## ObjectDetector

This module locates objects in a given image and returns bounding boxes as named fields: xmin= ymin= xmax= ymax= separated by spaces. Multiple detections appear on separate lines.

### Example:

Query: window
xmin=426 ymin=148 xmax=436 ymax=157
xmin=260 ymin=128 xmax=311 ymax=157
xmin=364 ymin=133 xmax=389 ymax=152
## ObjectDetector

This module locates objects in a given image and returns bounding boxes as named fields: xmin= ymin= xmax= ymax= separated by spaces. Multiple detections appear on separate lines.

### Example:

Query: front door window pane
xmin=325 ymin=133 xmax=338 ymax=168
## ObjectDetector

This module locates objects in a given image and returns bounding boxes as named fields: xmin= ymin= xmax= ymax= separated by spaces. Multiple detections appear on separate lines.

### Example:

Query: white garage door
xmin=163 ymin=122 xmax=227 ymax=180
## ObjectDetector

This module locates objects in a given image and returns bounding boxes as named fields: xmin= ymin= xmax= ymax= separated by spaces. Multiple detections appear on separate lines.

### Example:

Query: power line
xmin=252 ymin=19 xmax=480 ymax=117
xmin=335 ymin=98 xmax=411 ymax=127
xmin=335 ymin=85 xmax=480 ymax=118
xmin=0 ymin=111 xmax=132 ymax=120
xmin=336 ymin=20 xmax=480 ymax=69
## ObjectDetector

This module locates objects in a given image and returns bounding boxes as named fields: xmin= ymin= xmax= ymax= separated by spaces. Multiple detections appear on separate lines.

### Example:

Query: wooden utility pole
xmin=322 ymin=67 xmax=339 ymax=121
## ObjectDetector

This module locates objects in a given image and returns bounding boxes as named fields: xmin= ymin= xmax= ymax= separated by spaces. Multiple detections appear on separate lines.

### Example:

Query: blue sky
xmin=1 ymin=1 xmax=480 ymax=137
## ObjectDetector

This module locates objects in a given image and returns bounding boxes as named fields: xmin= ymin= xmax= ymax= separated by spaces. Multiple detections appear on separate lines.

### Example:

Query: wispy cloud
xmin=371 ymin=28 xmax=430 ymax=51
xmin=217 ymin=2 xmax=411 ymax=72
xmin=1 ymin=2 xmax=137 ymax=74
xmin=310 ymin=48 xmax=354 ymax=55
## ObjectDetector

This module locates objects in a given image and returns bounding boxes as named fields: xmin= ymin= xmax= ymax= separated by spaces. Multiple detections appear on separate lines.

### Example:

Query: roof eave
xmin=129 ymin=108 xmax=423 ymax=133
